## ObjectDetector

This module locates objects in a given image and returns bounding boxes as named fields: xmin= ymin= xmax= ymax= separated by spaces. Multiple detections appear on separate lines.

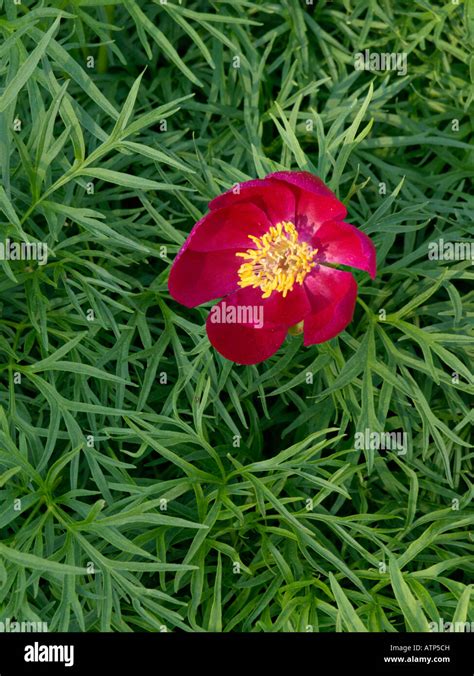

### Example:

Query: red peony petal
xmin=267 ymin=170 xmax=337 ymax=199
xmin=168 ymin=204 xmax=273 ymax=307
xmin=207 ymin=319 xmax=287 ymax=365
xmin=264 ymin=171 xmax=347 ymax=242
xmin=312 ymin=220 xmax=376 ymax=279
xmin=168 ymin=248 xmax=241 ymax=307
xmin=208 ymin=178 xmax=296 ymax=225
xmin=255 ymin=284 xmax=312 ymax=328
xmin=205 ymin=284 xmax=311 ymax=364
xmin=303 ymin=266 xmax=358 ymax=344
xmin=206 ymin=294 xmax=285 ymax=365
xmin=181 ymin=203 xmax=271 ymax=253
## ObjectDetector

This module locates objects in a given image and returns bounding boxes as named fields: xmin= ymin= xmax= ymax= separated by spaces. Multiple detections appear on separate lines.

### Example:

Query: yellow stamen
xmin=236 ymin=221 xmax=318 ymax=298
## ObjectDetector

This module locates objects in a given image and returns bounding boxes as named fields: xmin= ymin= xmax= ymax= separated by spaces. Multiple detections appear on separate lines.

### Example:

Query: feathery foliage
xmin=0 ymin=0 xmax=472 ymax=632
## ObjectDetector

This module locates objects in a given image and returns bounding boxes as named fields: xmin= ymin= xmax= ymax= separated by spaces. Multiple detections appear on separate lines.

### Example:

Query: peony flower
xmin=168 ymin=171 xmax=376 ymax=365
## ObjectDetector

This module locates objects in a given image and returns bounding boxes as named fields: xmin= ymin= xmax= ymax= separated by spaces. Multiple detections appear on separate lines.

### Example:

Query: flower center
xmin=236 ymin=221 xmax=318 ymax=299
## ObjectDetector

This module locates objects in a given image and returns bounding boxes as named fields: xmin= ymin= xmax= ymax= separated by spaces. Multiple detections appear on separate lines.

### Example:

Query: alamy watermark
xmin=0 ymin=617 xmax=48 ymax=632
xmin=354 ymin=49 xmax=407 ymax=76
xmin=428 ymin=239 xmax=474 ymax=262
xmin=355 ymin=428 xmax=407 ymax=455
xmin=429 ymin=619 xmax=474 ymax=633
xmin=209 ymin=301 xmax=264 ymax=328
xmin=24 ymin=642 xmax=74 ymax=668
xmin=0 ymin=239 xmax=48 ymax=266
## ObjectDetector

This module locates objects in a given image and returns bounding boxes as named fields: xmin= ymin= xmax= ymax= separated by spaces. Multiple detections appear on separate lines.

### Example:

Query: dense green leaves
xmin=0 ymin=0 xmax=472 ymax=633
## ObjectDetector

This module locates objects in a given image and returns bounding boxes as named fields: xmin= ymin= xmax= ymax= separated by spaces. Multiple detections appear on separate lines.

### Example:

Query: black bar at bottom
xmin=0 ymin=632 xmax=471 ymax=675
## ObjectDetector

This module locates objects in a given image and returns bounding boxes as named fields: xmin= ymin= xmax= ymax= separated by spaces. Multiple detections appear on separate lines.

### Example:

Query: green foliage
xmin=0 ymin=0 xmax=472 ymax=632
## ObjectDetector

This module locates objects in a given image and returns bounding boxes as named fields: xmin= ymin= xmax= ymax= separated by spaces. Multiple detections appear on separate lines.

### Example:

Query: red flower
xmin=168 ymin=171 xmax=376 ymax=365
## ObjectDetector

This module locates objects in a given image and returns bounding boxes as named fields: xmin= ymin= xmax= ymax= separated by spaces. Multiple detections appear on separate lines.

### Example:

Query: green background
xmin=0 ymin=0 xmax=472 ymax=632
